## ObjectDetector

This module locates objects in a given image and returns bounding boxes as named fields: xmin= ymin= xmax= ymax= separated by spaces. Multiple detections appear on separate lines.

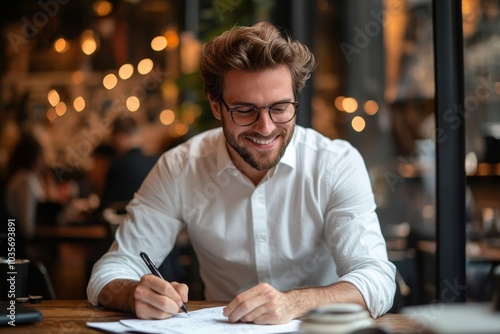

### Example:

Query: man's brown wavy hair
xmin=199 ymin=22 xmax=317 ymax=101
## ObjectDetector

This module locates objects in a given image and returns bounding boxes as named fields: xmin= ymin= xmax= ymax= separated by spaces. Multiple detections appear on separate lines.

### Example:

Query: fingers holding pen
xmin=134 ymin=274 xmax=188 ymax=319
xmin=170 ymin=281 xmax=189 ymax=304
xmin=134 ymin=275 xmax=178 ymax=318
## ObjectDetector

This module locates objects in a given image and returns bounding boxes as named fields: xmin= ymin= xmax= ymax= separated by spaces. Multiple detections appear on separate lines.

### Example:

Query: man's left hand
xmin=223 ymin=283 xmax=295 ymax=325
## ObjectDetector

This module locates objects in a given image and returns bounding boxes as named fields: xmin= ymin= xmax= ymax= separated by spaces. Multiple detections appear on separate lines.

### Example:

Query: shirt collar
xmin=216 ymin=130 xmax=236 ymax=175
xmin=279 ymin=129 xmax=297 ymax=169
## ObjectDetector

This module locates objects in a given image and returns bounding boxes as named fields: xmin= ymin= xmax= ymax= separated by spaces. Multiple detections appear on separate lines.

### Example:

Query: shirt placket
xmin=251 ymin=185 xmax=271 ymax=283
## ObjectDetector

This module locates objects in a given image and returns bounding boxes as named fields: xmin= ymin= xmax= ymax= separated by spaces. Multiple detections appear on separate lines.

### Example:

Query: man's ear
xmin=208 ymin=95 xmax=221 ymax=120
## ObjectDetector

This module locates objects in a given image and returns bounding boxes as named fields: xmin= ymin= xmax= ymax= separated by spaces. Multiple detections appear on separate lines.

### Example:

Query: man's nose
xmin=252 ymin=108 xmax=275 ymax=135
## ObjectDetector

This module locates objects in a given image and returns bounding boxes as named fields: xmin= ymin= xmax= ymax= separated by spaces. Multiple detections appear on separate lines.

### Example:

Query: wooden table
xmin=1 ymin=300 xmax=430 ymax=333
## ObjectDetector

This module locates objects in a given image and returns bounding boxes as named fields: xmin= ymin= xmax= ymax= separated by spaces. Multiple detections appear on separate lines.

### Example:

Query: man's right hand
xmin=134 ymin=274 xmax=189 ymax=319
xmin=97 ymin=276 xmax=189 ymax=319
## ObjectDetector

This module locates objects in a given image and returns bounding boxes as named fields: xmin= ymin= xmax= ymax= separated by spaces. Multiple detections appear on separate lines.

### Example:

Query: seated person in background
xmin=4 ymin=134 xmax=62 ymax=259
xmin=87 ymin=143 xmax=117 ymax=198
xmin=98 ymin=117 xmax=158 ymax=213
xmin=87 ymin=22 xmax=396 ymax=325
xmin=64 ymin=144 xmax=117 ymax=224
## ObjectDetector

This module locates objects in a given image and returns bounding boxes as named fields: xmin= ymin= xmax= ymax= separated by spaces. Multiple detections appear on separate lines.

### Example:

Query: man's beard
xmin=223 ymin=125 xmax=294 ymax=171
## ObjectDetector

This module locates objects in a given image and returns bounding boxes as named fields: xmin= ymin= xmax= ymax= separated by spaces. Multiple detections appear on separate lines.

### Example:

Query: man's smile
xmin=245 ymin=135 xmax=278 ymax=147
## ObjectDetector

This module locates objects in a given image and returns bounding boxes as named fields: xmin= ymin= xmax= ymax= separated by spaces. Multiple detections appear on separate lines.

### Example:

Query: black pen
xmin=139 ymin=251 xmax=189 ymax=315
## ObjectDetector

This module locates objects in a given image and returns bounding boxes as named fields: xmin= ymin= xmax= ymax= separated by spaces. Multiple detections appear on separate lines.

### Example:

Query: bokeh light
xmin=364 ymin=100 xmax=379 ymax=115
xmin=351 ymin=116 xmax=366 ymax=132
xmin=151 ymin=36 xmax=168 ymax=51
xmin=169 ymin=121 xmax=189 ymax=137
xmin=118 ymin=64 xmax=134 ymax=80
xmin=55 ymin=102 xmax=67 ymax=116
xmin=81 ymin=32 xmax=97 ymax=55
xmin=47 ymin=90 xmax=60 ymax=107
xmin=74 ymin=96 xmax=85 ymax=112
xmin=159 ymin=109 xmax=176 ymax=125
xmin=164 ymin=29 xmax=179 ymax=49
xmin=126 ymin=96 xmax=140 ymax=112
xmin=103 ymin=73 xmax=118 ymax=90
xmin=137 ymin=58 xmax=154 ymax=75
xmin=54 ymin=38 xmax=69 ymax=53
xmin=342 ymin=97 xmax=358 ymax=113
xmin=72 ymin=71 xmax=84 ymax=84
xmin=334 ymin=96 xmax=345 ymax=111
xmin=47 ymin=108 xmax=57 ymax=122
xmin=93 ymin=0 xmax=113 ymax=16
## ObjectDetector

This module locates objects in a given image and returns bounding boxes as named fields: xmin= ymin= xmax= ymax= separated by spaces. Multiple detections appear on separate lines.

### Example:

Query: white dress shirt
xmin=87 ymin=125 xmax=396 ymax=317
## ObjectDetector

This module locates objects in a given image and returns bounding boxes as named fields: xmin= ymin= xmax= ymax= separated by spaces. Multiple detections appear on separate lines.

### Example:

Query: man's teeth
xmin=249 ymin=137 xmax=274 ymax=145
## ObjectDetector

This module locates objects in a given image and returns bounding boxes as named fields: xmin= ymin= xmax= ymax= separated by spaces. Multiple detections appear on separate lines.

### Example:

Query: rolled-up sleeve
xmin=324 ymin=143 xmax=396 ymax=317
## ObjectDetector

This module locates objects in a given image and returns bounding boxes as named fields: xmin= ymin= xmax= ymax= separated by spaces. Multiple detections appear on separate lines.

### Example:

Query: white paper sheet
xmin=87 ymin=306 xmax=301 ymax=334
xmin=87 ymin=321 xmax=139 ymax=333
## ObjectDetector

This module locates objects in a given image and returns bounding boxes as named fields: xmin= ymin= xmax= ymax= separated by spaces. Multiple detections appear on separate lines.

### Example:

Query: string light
xmin=364 ymin=100 xmax=379 ymax=115
xmin=47 ymin=90 xmax=60 ymax=107
xmin=47 ymin=108 xmax=57 ymax=122
xmin=159 ymin=109 xmax=175 ymax=125
xmin=74 ymin=96 xmax=85 ymax=112
xmin=54 ymin=38 xmax=69 ymax=53
xmin=351 ymin=116 xmax=366 ymax=132
xmin=55 ymin=102 xmax=67 ymax=116
xmin=126 ymin=96 xmax=140 ymax=112
xmin=118 ymin=64 xmax=134 ymax=80
xmin=93 ymin=0 xmax=113 ymax=16
xmin=81 ymin=30 xmax=97 ymax=55
xmin=151 ymin=36 xmax=168 ymax=51
xmin=72 ymin=71 xmax=84 ymax=84
xmin=334 ymin=96 xmax=345 ymax=111
xmin=137 ymin=58 xmax=154 ymax=75
xmin=342 ymin=97 xmax=358 ymax=113
xmin=164 ymin=29 xmax=179 ymax=49
xmin=169 ymin=121 xmax=189 ymax=137
xmin=103 ymin=73 xmax=118 ymax=90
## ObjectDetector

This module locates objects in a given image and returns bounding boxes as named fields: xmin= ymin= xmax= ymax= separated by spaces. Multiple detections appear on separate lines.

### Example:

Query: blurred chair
xmin=382 ymin=222 xmax=420 ymax=311
xmin=28 ymin=260 xmax=56 ymax=300
xmin=383 ymin=221 xmax=411 ymax=252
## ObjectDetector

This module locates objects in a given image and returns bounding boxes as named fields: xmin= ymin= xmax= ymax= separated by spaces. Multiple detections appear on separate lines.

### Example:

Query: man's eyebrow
xmin=230 ymin=98 xmax=295 ymax=106
xmin=230 ymin=101 xmax=256 ymax=106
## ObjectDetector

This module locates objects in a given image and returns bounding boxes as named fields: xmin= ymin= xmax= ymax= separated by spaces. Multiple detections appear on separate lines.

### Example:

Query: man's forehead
xmin=222 ymin=67 xmax=293 ymax=99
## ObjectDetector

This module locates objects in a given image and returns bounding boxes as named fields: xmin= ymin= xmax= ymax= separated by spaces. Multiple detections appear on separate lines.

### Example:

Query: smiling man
xmin=215 ymin=67 xmax=296 ymax=184
xmin=87 ymin=22 xmax=396 ymax=325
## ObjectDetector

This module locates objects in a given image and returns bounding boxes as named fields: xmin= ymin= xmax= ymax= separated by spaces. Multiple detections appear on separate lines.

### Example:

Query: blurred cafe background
xmin=0 ymin=0 xmax=499 ymax=310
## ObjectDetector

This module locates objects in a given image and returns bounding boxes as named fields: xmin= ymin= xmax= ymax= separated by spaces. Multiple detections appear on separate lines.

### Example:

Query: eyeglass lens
xmin=230 ymin=102 xmax=297 ymax=126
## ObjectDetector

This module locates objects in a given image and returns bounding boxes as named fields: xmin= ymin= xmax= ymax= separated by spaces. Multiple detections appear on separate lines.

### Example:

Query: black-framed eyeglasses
xmin=220 ymin=97 xmax=299 ymax=127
